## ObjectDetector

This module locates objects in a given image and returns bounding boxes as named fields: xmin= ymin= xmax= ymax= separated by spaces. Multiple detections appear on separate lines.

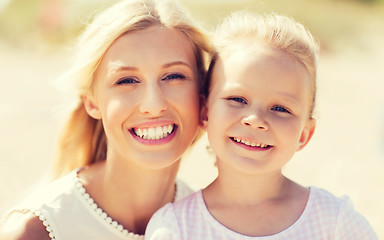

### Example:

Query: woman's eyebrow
xmin=109 ymin=61 xmax=192 ymax=73
xmin=162 ymin=61 xmax=192 ymax=69
xmin=113 ymin=65 xmax=138 ymax=72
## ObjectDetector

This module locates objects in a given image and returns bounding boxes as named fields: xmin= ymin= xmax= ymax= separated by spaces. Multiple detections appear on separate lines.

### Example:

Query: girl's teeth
xmin=233 ymin=137 xmax=269 ymax=148
xmin=134 ymin=125 xmax=174 ymax=140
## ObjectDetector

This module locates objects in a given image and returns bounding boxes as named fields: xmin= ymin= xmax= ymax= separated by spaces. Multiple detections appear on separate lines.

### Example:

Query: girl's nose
xmin=139 ymin=84 xmax=167 ymax=116
xmin=241 ymin=113 xmax=269 ymax=130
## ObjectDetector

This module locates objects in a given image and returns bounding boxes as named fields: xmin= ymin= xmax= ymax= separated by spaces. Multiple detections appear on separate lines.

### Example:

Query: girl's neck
xmin=204 ymin=165 xmax=292 ymax=206
xmin=80 ymin=157 xmax=180 ymax=234
xmin=202 ymin=163 xmax=309 ymax=237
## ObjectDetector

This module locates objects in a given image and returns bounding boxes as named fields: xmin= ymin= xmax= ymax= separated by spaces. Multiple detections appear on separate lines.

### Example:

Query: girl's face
xmin=85 ymin=26 xmax=200 ymax=169
xmin=202 ymin=49 xmax=315 ymax=175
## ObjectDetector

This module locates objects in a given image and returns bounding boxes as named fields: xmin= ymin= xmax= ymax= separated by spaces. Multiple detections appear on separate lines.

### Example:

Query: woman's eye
xmin=115 ymin=77 xmax=139 ymax=85
xmin=227 ymin=97 xmax=247 ymax=104
xmin=271 ymin=105 xmax=290 ymax=113
xmin=162 ymin=73 xmax=186 ymax=81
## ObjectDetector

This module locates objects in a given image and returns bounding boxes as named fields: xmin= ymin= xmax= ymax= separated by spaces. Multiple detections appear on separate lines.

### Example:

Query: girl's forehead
xmin=209 ymin=49 xmax=314 ymax=113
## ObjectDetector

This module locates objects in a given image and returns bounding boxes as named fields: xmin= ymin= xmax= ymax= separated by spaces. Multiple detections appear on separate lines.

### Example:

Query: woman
xmin=0 ymin=0 xmax=211 ymax=239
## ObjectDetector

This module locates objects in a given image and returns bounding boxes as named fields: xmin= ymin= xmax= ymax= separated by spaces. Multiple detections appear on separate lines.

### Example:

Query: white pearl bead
xmin=117 ymin=224 xmax=124 ymax=231
xmin=96 ymin=208 xmax=103 ymax=215
xmin=111 ymin=221 xmax=118 ymax=228
xmin=83 ymin=193 xmax=90 ymax=200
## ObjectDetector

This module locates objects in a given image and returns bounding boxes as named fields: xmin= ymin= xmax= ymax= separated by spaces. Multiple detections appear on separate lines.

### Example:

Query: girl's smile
xmin=229 ymin=136 xmax=273 ymax=151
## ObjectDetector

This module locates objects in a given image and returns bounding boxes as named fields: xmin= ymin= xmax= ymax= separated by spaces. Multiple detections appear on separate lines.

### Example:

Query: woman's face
xmin=85 ymin=26 xmax=200 ymax=169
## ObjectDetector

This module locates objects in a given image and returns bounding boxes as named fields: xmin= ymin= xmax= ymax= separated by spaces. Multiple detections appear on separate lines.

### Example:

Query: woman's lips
xmin=130 ymin=124 xmax=177 ymax=145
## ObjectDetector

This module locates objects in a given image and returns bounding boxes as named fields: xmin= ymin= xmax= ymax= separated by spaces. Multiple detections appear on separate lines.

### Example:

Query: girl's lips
xmin=130 ymin=124 xmax=178 ymax=145
xmin=230 ymin=137 xmax=273 ymax=151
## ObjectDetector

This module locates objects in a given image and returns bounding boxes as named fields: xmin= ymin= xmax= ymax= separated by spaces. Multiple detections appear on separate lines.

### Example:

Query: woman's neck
xmin=80 ymin=157 xmax=180 ymax=234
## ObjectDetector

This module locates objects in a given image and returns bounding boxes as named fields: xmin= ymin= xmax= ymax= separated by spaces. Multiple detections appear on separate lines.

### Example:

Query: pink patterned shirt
xmin=146 ymin=187 xmax=378 ymax=240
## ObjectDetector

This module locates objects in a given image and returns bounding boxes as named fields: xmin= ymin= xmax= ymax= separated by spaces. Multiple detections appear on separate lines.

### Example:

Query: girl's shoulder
xmin=307 ymin=186 xmax=378 ymax=239
xmin=307 ymin=186 xmax=354 ymax=219
xmin=174 ymin=178 xmax=197 ymax=201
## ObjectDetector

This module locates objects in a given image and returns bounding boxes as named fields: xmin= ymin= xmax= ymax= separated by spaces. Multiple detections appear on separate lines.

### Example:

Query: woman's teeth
xmin=134 ymin=125 xmax=174 ymax=140
xmin=232 ymin=137 xmax=269 ymax=148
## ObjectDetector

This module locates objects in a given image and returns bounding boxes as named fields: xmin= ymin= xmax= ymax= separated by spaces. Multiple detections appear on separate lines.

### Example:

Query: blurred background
xmin=0 ymin=0 xmax=383 ymax=237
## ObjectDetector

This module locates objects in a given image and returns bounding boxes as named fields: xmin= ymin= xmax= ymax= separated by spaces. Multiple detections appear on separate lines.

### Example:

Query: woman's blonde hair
xmin=206 ymin=11 xmax=319 ymax=116
xmin=53 ymin=0 xmax=211 ymax=178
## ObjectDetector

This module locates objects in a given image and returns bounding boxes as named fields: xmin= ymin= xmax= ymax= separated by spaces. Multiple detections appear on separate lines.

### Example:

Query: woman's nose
xmin=139 ymin=84 xmax=167 ymax=116
xmin=241 ymin=113 xmax=269 ymax=130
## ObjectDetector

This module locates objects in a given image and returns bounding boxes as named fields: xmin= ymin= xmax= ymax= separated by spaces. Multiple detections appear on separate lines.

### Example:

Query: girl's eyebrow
xmin=277 ymin=92 xmax=302 ymax=107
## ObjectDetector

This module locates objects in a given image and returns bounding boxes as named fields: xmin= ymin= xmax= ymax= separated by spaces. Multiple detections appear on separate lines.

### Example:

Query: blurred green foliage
xmin=0 ymin=0 xmax=383 ymax=51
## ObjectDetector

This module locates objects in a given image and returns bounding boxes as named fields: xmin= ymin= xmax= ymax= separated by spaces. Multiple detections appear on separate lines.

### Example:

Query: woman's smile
xmin=130 ymin=123 xmax=177 ymax=144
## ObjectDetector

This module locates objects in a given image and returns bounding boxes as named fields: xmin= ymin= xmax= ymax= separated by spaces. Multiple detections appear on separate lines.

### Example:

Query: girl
xmin=145 ymin=11 xmax=378 ymax=239
xmin=0 ymin=0 xmax=210 ymax=239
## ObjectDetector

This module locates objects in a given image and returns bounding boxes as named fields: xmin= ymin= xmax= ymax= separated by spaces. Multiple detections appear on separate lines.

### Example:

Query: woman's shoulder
xmin=15 ymin=170 xmax=78 ymax=210
xmin=0 ymin=170 xmax=80 ymax=240
xmin=0 ymin=210 xmax=50 ymax=240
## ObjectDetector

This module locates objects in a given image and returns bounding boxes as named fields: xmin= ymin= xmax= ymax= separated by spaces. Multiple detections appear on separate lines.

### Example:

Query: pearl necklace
xmin=75 ymin=170 xmax=177 ymax=239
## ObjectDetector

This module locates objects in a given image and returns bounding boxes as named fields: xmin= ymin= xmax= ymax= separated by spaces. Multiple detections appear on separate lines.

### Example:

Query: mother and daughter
xmin=0 ymin=0 xmax=378 ymax=239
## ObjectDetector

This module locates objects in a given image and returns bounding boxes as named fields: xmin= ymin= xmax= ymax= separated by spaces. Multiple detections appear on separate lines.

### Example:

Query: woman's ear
xmin=83 ymin=95 xmax=102 ymax=120
xmin=199 ymin=95 xmax=208 ymax=130
xmin=297 ymin=118 xmax=316 ymax=151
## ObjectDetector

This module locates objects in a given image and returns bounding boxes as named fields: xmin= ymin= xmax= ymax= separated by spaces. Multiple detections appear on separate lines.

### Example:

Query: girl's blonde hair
xmin=53 ymin=0 xmax=211 ymax=178
xmin=206 ymin=11 xmax=319 ymax=116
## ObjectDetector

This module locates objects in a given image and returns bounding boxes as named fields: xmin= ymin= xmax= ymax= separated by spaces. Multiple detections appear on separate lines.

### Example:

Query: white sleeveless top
xmin=9 ymin=169 xmax=194 ymax=240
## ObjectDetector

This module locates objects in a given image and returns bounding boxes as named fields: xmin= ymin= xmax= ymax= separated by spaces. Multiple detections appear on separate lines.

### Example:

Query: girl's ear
xmin=83 ymin=95 xmax=102 ymax=120
xmin=199 ymin=95 xmax=208 ymax=130
xmin=297 ymin=118 xmax=316 ymax=151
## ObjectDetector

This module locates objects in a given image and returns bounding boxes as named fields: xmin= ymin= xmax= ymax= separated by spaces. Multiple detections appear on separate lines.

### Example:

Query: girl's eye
xmin=271 ymin=105 xmax=291 ymax=114
xmin=115 ymin=77 xmax=139 ymax=85
xmin=162 ymin=73 xmax=186 ymax=81
xmin=227 ymin=97 xmax=247 ymax=104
